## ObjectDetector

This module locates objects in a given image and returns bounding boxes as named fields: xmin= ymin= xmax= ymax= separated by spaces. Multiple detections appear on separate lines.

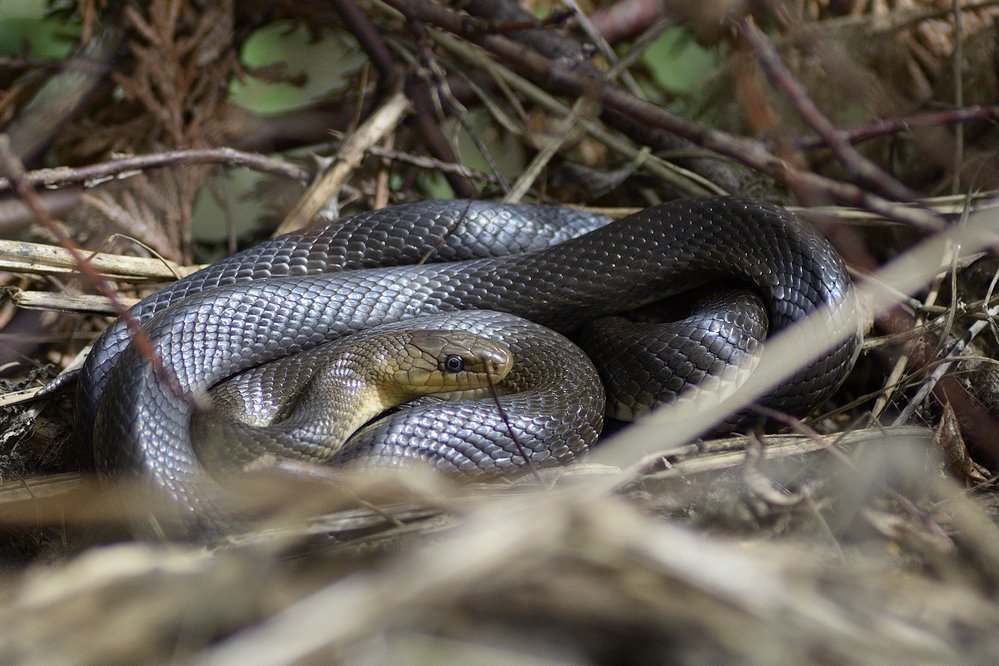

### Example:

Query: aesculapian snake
xmin=78 ymin=197 xmax=861 ymax=535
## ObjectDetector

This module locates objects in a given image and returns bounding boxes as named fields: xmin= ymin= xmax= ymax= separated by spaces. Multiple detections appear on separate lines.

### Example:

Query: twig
xmin=411 ymin=19 xmax=512 ymax=192
xmin=0 ymin=135 xmax=202 ymax=411
xmin=875 ymin=302 xmax=999 ymax=467
xmin=4 ymin=24 xmax=122 ymax=165
xmin=276 ymin=91 xmax=410 ymax=234
xmin=329 ymin=0 xmax=397 ymax=85
xmin=588 ymin=0 xmax=670 ymax=43
xmin=406 ymin=75 xmax=479 ymax=197
xmin=872 ymin=228 xmax=959 ymax=421
xmin=0 ymin=238 xmax=199 ymax=282
xmin=454 ymin=0 xmax=743 ymax=191
xmin=381 ymin=0 xmax=947 ymax=232
xmin=366 ymin=145 xmax=499 ymax=183
xmin=558 ymin=0 xmax=644 ymax=97
xmin=9 ymin=289 xmax=138 ymax=316
xmin=0 ymin=147 xmax=309 ymax=193
xmin=604 ymin=16 xmax=672 ymax=80
xmin=433 ymin=30 xmax=724 ymax=196
xmin=738 ymin=16 xmax=919 ymax=202
xmin=633 ymin=426 xmax=930 ymax=481
xmin=893 ymin=301 xmax=998 ymax=426
xmin=373 ymin=133 xmax=394 ymax=209
xmin=951 ymin=1 xmax=964 ymax=194
xmin=790 ymin=105 xmax=999 ymax=151
xmin=485 ymin=370 xmax=542 ymax=484
xmin=503 ymin=98 xmax=592 ymax=203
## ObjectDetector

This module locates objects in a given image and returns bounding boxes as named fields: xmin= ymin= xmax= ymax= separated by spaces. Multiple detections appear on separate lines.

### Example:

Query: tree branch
xmin=381 ymin=0 xmax=946 ymax=231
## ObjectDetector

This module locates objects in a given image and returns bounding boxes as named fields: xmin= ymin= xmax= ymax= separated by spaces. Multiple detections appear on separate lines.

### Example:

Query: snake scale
xmin=79 ymin=197 xmax=861 ymax=535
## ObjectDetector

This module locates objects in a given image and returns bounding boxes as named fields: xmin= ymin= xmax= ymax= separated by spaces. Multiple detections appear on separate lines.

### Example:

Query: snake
xmin=189 ymin=310 xmax=604 ymax=478
xmin=79 ymin=197 xmax=861 ymax=536
xmin=190 ymin=325 xmax=515 ymax=474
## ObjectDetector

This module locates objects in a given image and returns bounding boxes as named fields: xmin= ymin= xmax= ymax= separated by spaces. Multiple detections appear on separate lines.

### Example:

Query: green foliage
xmin=0 ymin=1 xmax=78 ymax=59
xmin=230 ymin=21 xmax=366 ymax=114
xmin=640 ymin=27 xmax=720 ymax=96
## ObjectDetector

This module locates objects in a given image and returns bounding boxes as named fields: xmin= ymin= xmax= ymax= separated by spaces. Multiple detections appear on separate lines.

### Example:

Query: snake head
xmin=392 ymin=330 xmax=513 ymax=395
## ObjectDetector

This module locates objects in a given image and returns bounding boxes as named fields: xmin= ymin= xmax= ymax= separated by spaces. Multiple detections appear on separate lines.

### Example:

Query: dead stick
xmin=276 ymin=91 xmax=410 ymax=235
xmin=0 ymin=135 xmax=202 ymax=411
xmin=382 ymin=0 xmax=946 ymax=232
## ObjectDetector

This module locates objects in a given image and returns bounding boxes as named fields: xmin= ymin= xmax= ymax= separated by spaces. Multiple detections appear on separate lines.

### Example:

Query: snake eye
xmin=444 ymin=354 xmax=465 ymax=373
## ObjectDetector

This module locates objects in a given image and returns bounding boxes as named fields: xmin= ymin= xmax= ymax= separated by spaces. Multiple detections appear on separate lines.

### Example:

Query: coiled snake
xmin=78 ymin=197 xmax=861 ymax=535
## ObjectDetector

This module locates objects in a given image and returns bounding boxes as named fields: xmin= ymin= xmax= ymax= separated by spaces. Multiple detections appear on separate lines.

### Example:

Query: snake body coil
xmin=82 ymin=197 xmax=861 ymax=535
xmin=192 ymin=326 xmax=516 ymax=472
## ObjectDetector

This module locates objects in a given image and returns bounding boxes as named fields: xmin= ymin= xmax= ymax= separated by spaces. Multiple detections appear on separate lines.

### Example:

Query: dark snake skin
xmin=190 ymin=311 xmax=605 ymax=477
xmin=77 ymin=200 xmax=609 ymax=455
xmin=81 ymin=197 xmax=861 ymax=535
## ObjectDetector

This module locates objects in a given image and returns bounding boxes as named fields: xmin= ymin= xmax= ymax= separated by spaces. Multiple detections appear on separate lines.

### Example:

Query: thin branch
xmin=4 ymin=24 xmax=122 ymax=166
xmin=276 ymin=90 xmax=410 ymax=234
xmin=381 ymin=0 xmax=947 ymax=232
xmin=790 ymin=105 xmax=999 ymax=151
xmin=0 ymin=147 xmax=309 ymax=193
xmin=950 ymin=1 xmax=965 ymax=194
xmin=411 ymin=20 xmax=511 ymax=192
xmin=503 ymin=98 xmax=592 ymax=203
xmin=10 ymin=289 xmax=138 ymax=316
xmin=0 ymin=135 xmax=204 ymax=412
xmin=588 ymin=0 xmax=670 ymax=43
xmin=876 ymin=304 xmax=999 ymax=467
xmin=455 ymin=0 xmax=743 ymax=191
xmin=329 ymin=0 xmax=397 ymax=84
xmin=434 ymin=30 xmax=723 ymax=196
xmin=0 ymin=238 xmax=198 ymax=282
xmin=366 ymin=145 xmax=500 ymax=184
xmin=738 ymin=16 xmax=919 ymax=202
xmin=559 ymin=0 xmax=644 ymax=97
xmin=405 ymin=74 xmax=479 ymax=197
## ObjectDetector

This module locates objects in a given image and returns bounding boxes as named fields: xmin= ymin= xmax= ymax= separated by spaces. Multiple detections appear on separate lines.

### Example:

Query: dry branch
xmin=0 ymin=148 xmax=309 ymax=193
xmin=9 ymin=290 xmax=137 ymax=316
xmin=276 ymin=91 xmax=411 ymax=234
xmin=0 ymin=239 xmax=199 ymax=282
